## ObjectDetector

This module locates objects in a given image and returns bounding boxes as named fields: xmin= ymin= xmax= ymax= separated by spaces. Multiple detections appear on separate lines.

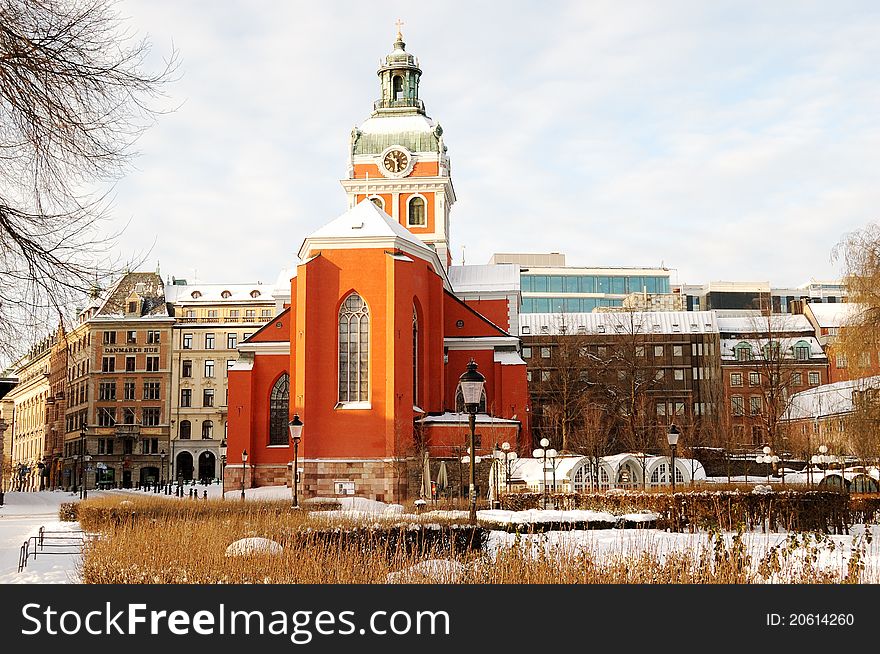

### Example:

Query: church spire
xmin=374 ymin=22 xmax=424 ymax=116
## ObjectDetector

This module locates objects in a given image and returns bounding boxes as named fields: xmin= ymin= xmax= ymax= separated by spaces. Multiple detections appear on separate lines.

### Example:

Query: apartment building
xmin=165 ymin=281 xmax=276 ymax=482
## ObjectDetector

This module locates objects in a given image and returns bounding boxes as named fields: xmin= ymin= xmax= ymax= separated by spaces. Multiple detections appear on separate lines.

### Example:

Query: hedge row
xmin=500 ymin=490 xmax=862 ymax=534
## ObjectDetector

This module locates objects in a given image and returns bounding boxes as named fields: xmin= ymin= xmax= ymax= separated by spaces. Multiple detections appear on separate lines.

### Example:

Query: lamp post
xmin=755 ymin=445 xmax=779 ymax=484
xmin=492 ymin=444 xmax=502 ymax=509
xmin=458 ymin=360 xmax=486 ymax=525
xmin=0 ymin=416 xmax=7 ymax=506
xmin=288 ymin=414 xmax=303 ymax=509
xmin=80 ymin=423 xmax=88 ymax=500
xmin=499 ymin=441 xmax=518 ymax=494
xmin=240 ymin=449 xmax=248 ymax=501
xmin=532 ymin=437 xmax=551 ymax=509
xmin=219 ymin=439 xmax=227 ymax=499
xmin=667 ymin=424 xmax=680 ymax=493
xmin=160 ymin=449 xmax=167 ymax=486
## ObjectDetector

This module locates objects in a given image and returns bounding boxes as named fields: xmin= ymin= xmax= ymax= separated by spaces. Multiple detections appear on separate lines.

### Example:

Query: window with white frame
xmin=338 ymin=293 xmax=369 ymax=403
xmin=407 ymin=195 xmax=426 ymax=226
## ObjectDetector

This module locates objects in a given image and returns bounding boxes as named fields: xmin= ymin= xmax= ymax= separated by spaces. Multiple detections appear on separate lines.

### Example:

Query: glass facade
xmin=520 ymin=273 xmax=670 ymax=313
xmin=521 ymin=274 xmax=669 ymax=295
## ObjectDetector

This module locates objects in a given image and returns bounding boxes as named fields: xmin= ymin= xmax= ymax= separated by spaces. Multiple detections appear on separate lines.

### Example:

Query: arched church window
xmin=338 ymin=293 xmax=370 ymax=403
xmin=393 ymin=75 xmax=404 ymax=100
xmin=269 ymin=374 xmax=289 ymax=445
xmin=412 ymin=306 xmax=418 ymax=406
xmin=408 ymin=196 xmax=425 ymax=226
xmin=369 ymin=196 xmax=385 ymax=210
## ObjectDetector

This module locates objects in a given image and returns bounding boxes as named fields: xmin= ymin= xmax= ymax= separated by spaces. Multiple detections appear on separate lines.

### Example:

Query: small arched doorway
xmin=198 ymin=452 xmax=216 ymax=482
xmin=140 ymin=466 xmax=160 ymax=486
xmin=176 ymin=452 xmax=194 ymax=481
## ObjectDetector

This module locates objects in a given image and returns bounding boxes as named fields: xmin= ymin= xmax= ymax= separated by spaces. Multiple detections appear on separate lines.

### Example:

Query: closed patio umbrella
xmin=436 ymin=460 xmax=448 ymax=498
xmin=420 ymin=450 xmax=431 ymax=499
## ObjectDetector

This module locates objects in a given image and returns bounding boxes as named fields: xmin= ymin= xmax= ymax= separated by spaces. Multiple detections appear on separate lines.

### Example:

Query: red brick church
xmin=226 ymin=30 xmax=529 ymax=501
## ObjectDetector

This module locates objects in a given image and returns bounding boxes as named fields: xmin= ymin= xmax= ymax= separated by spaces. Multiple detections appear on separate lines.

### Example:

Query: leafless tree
xmin=0 ymin=0 xmax=177 ymax=364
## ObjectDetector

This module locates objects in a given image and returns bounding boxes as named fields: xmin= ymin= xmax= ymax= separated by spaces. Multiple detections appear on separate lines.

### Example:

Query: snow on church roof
xmin=448 ymin=264 xmax=521 ymax=294
xmin=299 ymin=199 xmax=431 ymax=255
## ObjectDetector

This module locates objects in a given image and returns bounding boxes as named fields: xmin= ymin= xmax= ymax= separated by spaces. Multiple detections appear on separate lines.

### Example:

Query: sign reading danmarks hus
xmin=103 ymin=346 xmax=159 ymax=353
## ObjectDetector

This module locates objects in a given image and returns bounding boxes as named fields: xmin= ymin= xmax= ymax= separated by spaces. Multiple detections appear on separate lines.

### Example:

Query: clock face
xmin=383 ymin=149 xmax=409 ymax=174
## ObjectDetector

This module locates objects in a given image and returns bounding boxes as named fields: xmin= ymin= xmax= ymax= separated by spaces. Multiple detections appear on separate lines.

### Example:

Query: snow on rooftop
xmin=164 ymin=282 xmax=275 ymax=304
xmin=720 ymin=336 xmax=825 ymax=360
xmin=301 ymin=199 xmax=431 ymax=255
xmin=358 ymin=114 xmax=436 ymax=135
xmin=784 ymin=376 xmax=880 ymax=420
xmin=717 ymin=313 xmax=813 ymax=334
xmin=806 ymin=302 xmax=863 ymax=328
xmin=520 ymin=311 xmax=718 ymax=336
xmin=448 ymin=264 xmax=521 ymax=294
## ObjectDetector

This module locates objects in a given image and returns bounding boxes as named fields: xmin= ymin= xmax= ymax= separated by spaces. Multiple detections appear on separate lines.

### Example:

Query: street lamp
xmin=240 ymin=449 xmax=248 ymax=501
xmin=667 ymin=424 xmax=680 ymax=493
xmin=499 ymin=441 xmax=518 ymax=494
xmin=0 ymin=416 xmax=7 ymax=505
xmin=160 ymin=449 xmax=167 ymax=486
xmin=219 ymin=439 xmax=227 ymax=499
xmin=458 ymin=360 xmax=486 ymax=524
xmin=288 ymin=414 xmax=303 ymax=509
xmin=80 ymin=423 xmax=88 ymax=500
xmin=755 ymin=445 xmax=779 ymax=484
xmin=532 ymin=437 xmax=552 ymax=509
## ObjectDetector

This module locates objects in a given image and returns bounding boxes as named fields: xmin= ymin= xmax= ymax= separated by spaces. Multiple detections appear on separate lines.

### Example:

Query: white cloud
xmin=100 ymin=0 xmax=880 ymax=289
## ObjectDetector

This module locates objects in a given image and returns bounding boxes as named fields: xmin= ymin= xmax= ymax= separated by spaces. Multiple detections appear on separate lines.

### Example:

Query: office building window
xmin=126 ymin=331 xmax=137 ymax=344
xmin=102 ymin=356 xmax=115 ymax=373
xmin=809 ymin=371 xmax=820 ymax=385
xmin=730 ymin=373 xmax=743 ymax=387
xmin=749 ymin=372 xmax=760 ymax=386
xmin=179 ymin=420 xmax=191 ymax=440
xmin=673 ymin=345 xmax=683 ymax=357
xmin=143 ymin=381 xmax=160 ymax=400
xmin=205 ymin=333 xmax=215 ymax=349
xmin=146 ymin=356 xmax=160 ymax=372
xmin=182 ymin=360 xmax=192 ymax=378
xmin=749 ymin=396 xmax=762 ymax=415
xmin=227 ymin=333 xmax=237 ymax=349
xmin=674 ymin=369 xmax=685 ymax=381
xmin=103 ymin=331 xmax=116 ymax=345
xmin=122 ymin=407 xmax=136 ymax=424
xmin=183 ymin=333 xmax=193 ymax=349
xmin=99 ymin=381 xmax=116 ymax=401
xmin=654 ymin=345 xmax=664 ymax=357
xmin=180 ymin=389 xmax=192 ymax=407
xmin=125 ymin=356 xmax=136 ymax=372
xmin=124 ymin=381 xmax=135 ymax=400
xmin=204 ymin=360 xmax=215 ymax=378
xmin=203 ymin=388 xmax=214 ymax=407
xmin=98 ymin=407 xmax=116 ymax=426
xmin=522 ymin=347 xmax=531 ymax=358
xmin=731 ymin=396 xmax=744 ymax=416
xmin=202 ymin=420 xmax=214 ymax=439
xmin=541 ymin=347 xmax=551 ymax=359
xmin=792 ymin=372 xmax=803 ymax=386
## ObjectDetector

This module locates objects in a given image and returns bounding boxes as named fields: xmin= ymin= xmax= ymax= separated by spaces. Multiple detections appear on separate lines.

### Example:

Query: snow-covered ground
xmin=2 ymin=486 xmax=878 ymax=583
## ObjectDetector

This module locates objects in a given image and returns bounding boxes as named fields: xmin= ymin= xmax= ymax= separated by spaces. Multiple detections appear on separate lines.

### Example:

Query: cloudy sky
xmin=108 ymin=0 xmax=880 ymax=289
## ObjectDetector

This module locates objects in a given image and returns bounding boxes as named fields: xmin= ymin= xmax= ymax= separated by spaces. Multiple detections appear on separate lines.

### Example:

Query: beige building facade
xmin=165 ymin=281 xmax=275 ymax=482
xmin=6 ymin=338 xmax=52 ymax=491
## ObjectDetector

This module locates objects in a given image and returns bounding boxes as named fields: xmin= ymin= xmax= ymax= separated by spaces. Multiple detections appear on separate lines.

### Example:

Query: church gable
xmin=244 ymin=307 xmax=291 ymax=343
xmin=443 ymin=290 xmax=509 ymax=338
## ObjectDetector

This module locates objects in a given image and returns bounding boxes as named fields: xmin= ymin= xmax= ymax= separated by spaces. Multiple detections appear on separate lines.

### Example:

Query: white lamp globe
xmin=540 ymin=438 xmax=550 ymax=448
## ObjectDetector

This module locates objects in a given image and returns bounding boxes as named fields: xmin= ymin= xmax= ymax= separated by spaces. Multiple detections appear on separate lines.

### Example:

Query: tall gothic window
xmin=338 ymin=293 xmax=369 ymax=403
xmin=269 ymin=374 xmax=289 ymax=445
xmin=412 ymin=306 xmax=418 ymax=407
xmin=408 ymin=196 xmax=425 ymax=226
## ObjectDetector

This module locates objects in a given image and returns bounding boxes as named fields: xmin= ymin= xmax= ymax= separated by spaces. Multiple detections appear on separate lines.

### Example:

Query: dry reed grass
xmin=75 ymin=496 xmax=879 ymax=584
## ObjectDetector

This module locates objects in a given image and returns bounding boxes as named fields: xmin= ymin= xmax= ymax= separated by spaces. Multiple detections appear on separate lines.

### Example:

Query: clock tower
xmin=341 ymin=28 xmax=456 ymax=268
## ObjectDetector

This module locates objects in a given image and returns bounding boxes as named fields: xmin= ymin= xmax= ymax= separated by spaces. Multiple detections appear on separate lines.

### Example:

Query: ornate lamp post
xmin=755 ymin=445 xmax=779 ymax=484
xmin=458 ymin=360 xmax=486 ymax=525
xmin=80 ymin=423 xmax=88 ymax=500
xmin=532 ymin=438 xmax=552 ymax=509
xmin=667 ymin=424 xmax=680 ymax=492
xmin=0 ymin=416 xmax=7 ymax=506
xmin=219 ymin=439 xmax=227 ymax=499
xmin=240 ymin=449 xmax=248 ymax=501
xmin=288 ymin=414 xmax=304 ymax=509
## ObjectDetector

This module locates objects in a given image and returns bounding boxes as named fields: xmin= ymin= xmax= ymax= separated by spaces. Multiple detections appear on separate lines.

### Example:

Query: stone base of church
xmin=223 ymin=459 xmax=411 ymax=503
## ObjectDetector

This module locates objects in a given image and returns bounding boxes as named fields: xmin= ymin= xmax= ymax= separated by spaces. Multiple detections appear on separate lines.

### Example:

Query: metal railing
xmin=18 ymin=526 xmax=87 ymax=573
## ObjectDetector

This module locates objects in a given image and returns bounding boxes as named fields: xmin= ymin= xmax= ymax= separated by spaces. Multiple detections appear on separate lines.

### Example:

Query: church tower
xmin=341 ymin=27 xmax=456 ymax=268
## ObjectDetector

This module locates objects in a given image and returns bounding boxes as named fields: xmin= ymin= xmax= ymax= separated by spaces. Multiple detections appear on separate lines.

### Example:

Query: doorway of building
xmin=176 ymin=452 xmax=194 ymax=481
xmin=198 ymin=452 xmax=216 ymax=482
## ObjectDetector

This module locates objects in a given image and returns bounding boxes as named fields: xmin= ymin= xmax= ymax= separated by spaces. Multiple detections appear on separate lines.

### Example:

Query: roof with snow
xmin=164 ymin=282 xmax=275 ymax=305
xmin=720 ymin=336 xmax=825 ymax=360
xmin=784 ymin=376 xmax=880 ymax=420
xmin=806 ymin=302 xmax=862 ymax=328
xmin=353 ymin=114 xmax=440 ymax=155
xmin=89 ymin=272 xmax=170 ymax=320
xmin=717 ymin=313 xmax=814 ymax=335
xmin=519 ymin=311 xmax=718 ymax=336
xmin=447 ymin=264 xmax=521 ymax=295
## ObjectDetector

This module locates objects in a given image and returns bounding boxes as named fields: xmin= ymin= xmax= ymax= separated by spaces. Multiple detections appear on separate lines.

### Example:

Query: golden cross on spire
xmin=395 ymin=18 xmax=405 ymax=39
